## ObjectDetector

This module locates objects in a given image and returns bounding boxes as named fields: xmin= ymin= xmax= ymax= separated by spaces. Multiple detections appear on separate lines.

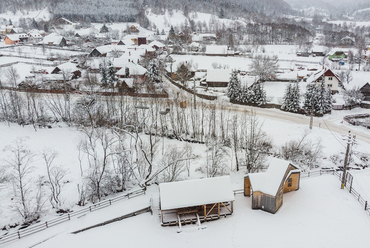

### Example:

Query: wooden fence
xmin=0 ymin=189 xmax=145 ymax=245
xmin=164 ymin=74 xmax=217 ymax=101
xmin=301 ymin=169 xmax=370 ymax=215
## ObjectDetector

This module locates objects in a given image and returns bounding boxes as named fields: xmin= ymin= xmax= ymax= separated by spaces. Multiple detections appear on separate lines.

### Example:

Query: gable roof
xmin=205 ymin=45 xmax=228 ymax=55
xmin=308 ymin=68 xmax=341 ymax=83
xmin=115 ymin=61 xmax=147 ymax=76
xmin=54 ymin=62 xmax=79 ymax=73
xmin=159 ymin=176 xmax=235 ymax=210
xmin=248 ymin=158 xmax=298 ymax=196
xmin=206 ymin=69 xmax=231 ymax=83
xmin=148 ymin=40 xmax=165 ymax=49
xmin=42 ymin=33 xmax=65 ymax=45
xmin=6 ymin=34 xmax=20 ymax=41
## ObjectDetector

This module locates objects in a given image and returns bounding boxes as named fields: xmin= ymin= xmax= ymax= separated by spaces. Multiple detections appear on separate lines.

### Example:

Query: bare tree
xmin=42 ymin=149 xmax=67 ymax=209
xmin=249 ymin=55 xmax=279 ymax=82
xmin=242 ymin=111 xmax=272 ymax=173
xmin=4 ymin=138 xmax=43 ymax=222
xmin=79 ymin=127 xmax=117 ymax=202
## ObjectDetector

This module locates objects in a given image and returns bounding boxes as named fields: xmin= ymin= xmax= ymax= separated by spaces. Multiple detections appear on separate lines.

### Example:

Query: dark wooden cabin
xmin=360 ymin=83 xmax=370 ymax=101
xmin=244 ymin=159 xmax=300 ymax=214
xmin=159 ymin=176 xmax=234 ymax=228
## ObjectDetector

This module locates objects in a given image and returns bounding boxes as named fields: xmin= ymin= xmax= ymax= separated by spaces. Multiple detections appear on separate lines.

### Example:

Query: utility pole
xmin=341 ymin=131 xmax=354 ymax=189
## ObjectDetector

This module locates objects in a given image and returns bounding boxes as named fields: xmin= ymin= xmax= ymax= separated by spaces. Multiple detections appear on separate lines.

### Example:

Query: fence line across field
xmin=0 ymin=189 xmax=145 ymax=245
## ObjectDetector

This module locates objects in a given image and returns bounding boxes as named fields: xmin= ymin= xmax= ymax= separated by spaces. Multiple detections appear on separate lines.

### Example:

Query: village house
xmin=115 ymin=61 xmax=147 ymax=82
xmin=28 ymin=29 xmax=45 ymax=43
xmin=244 ymin=159 xmax=300 ymax=214
xmin=205 ymin=45 xmax=229 ymax=56
xmin=41 ymin=33 xmax=67 ymax=47
xmin=360 ymin=83 xmax=370 ymax=101
xmin=159 ymin=176 xmax=235 ymax=228
xmin=307 ymin=68 xmax=341 ymax=93
xmin=50 ymin=62 xmax=81 ymax=80
xmin=206 ymin=69 xmax=231 ymax=87
xmin=341 ymin=36 xmax=355 ymax=46
xmin=4 ymin=34 xmax=19 ymax=45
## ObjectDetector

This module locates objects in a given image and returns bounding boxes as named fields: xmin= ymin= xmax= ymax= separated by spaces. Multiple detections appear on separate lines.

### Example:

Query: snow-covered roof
xmin=55 ymin=62 xmax=79 ymax=72
xmin=205 ymin=45 xmax=228 ymax=55
xmin=149 ymin=40 xmax=165 ymax=48
xmin=28 ymin=29 xmax=44 ymax=38
xmin=248 ymin=158 xmax=296 ymax=196
xmin=95 ymin=45 xmax=128 ymax=55
xmin=206 ymin=69 xmax=231 ymax=83
xmin=139 ymin=44 xmax=156 ymax=52
xmin=42 ymin=33 xmax=64 ymax=45
xmin=6 ymin=34 xmax=20 ymax=41
xmin=115 ymin=61 xmax=147 ymax=76
xmin=159 ymin=176 xmax=235 ymax=210
xmin=307 ymin=68 xmax=340 ymax=83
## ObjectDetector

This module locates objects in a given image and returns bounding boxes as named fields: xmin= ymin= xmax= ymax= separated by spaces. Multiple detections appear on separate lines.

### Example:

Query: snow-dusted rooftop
xmin=206 ymin=69 xmax=231 ymax=83
xmin=248 ymin=158 xmax=296 ymax=196
xmin=205 ymin=45 xmax=228 ymax=55
xmin=42 ymin=33 xmax=64 ymax=45
xmin=115 ymin=61 xmax=147 ymax=76
xmin=159 ymin=176 xmax=235 ymax=210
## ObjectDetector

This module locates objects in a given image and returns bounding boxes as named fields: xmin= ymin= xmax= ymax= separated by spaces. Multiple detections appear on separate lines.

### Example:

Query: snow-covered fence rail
xmin=0 ymin=189 xmax=145 ymax=245
xmin=300 ymin=169 xmax=335 ymax=178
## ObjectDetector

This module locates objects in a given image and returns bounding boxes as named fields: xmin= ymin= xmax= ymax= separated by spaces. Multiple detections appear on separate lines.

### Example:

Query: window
xmin=288 ymin=178 xmax=292 ymax=187
xmin=328 ymin=77 xmax=333 ymax=80
xmin=327 ymin=84 xmax=332 ymax=88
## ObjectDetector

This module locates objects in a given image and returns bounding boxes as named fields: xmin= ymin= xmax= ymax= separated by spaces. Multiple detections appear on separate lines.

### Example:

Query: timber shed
xmin=159 ymin=176 xmax=235 ymax=226
xmin=244 ymin=159 xmax=300 ymax=214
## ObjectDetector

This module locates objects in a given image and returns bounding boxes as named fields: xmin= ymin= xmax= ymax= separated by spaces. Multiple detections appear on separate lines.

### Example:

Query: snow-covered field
xmin=3 ymin=175 xmax=370 ymax=248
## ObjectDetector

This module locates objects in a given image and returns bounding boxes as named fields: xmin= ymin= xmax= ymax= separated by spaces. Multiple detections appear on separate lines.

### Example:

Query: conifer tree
xmin=282 ymin=82 xmax=301 ymax=112
xmin=250 ymin=83 xmax=266 ymax=106
xmin=281 ymin=83 xmax=292 ymax=111
xmin=227 ymin=70 xmax=241 ymax=100
xmin=148 ymin=60 xmax=161 ymax=83
xmin=99 ymin=63 xmax=108 ymax=87
xmin=107 ymin=60 xmax=117 ymax=86
xmin=303 ymin=83 xmax=316 ymax=114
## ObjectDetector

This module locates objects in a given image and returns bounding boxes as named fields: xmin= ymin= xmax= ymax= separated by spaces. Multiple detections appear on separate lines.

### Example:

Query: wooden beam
xmin=206 ymin=203 xmax=217 ymax=218
xmin=218 ymin=203 xmax=220 ymax=218
xmin=231 ymin=201 xmax=233 ymax=213
xmin=221 ymin=202 xmax=231 ymax=213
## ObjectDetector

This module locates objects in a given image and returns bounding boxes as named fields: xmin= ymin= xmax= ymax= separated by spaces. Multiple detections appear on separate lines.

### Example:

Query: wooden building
xmin=4 ymin=35 xmax=19 ymax=45
xmin=159 ymin=176 xmax=235 ymax=227
xmin=308 ymin=68 xmax=341 ymax=93
xmin=206 ymin=69 xmax=231 ymax=87
xmin=360 ymin=83 xmax=370 ymax=101
xmin=244 ymin=159 xmax=300 ymax=214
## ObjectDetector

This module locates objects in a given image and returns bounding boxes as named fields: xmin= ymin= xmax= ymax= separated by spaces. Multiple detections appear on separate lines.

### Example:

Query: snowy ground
xmin=3 ymin=175 xmax=370 ymax=248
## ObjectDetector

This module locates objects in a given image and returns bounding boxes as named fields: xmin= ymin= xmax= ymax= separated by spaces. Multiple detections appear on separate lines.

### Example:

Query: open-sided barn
xmin=159 ymin=176 xmax=234 ymax=227
xmin=244 ymin=159 xmax=300 ymax=214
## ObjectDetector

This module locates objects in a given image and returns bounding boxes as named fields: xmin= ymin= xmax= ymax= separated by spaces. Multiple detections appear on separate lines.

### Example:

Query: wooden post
xmin=161 ymin=210 xmax=163 ymax=224
xmin=218 ymin=203 xmax=220 ymax=218
xmin=89 ymin=206 xmax=92 ymax=212
xmin=365 ymin=201 xmax=368 ymax=211
xmin=45 ymin=221 xmax=48 ymax=228
xmin=17 ymin=231 xmax=21 ymax=239
xmin=204 ymin=205 xmax=206 ymax=222
xmin=109 ymin=199 xmax=111 ymax=205
xmin=350 ymin=179 xmax=353 ymax=193
xmin=231 ymin=201 xmax=234 ymax=213
xmin=68 ymin=214 xmax=70 ymax=220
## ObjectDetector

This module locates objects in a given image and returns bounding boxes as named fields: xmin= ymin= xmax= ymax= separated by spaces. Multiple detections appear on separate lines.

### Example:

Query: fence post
xmin=109 ymin=199 xmax=111 ymax=205
xmin=17 ymin=231 xmax=21 ymax=239
xmin=359 ymin=194 xmax=361 ymax=201
xmin=320 ymin=170 xmax=322 ymax=175
xmin=89 ymin=206 xmax=92 ymax=212
xmin=68 ymin=214 xmax=70 ymax=220
xmin=308 ymin=171 xmax=310 ymax=177
xmin=365 ymin=201 xmax=368 ymax=211
xmin=350 ymin=180 xmax=353 ymax=193
xmin=45 ymin=221 xmax=48 ymax=228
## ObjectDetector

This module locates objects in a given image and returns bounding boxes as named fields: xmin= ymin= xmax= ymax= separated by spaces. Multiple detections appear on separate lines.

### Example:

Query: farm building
xmin=51 ymin=62 xmax=81 ymax=79
xmin=205 ymin=45 xmax=229 ymax=56
xmin=244 ymin=159 xmax=300 ymax=214
xmin=41 ymin=33 xmax=67 ymax=47
xmin=206 ymin=69 xmax=231 ymax=87
xmin=159 ymin=176 xmax=235 ymax=227
xmin=360 ymin=83 xmax=370 ymax=101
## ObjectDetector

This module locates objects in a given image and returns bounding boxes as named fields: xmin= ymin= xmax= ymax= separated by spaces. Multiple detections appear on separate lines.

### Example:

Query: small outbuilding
xmin=244 ymin=159 xmax=300 ymax=214
xmin=360 ymin=83 xmax=370 ymax=101
xmin=159 ymin=176 xmax=235 ymax=227
xmin=206 ymin=69 xmax=231 ymax=87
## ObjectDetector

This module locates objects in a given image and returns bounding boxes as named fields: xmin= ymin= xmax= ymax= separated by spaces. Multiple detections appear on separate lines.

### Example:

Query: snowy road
xmin=163 ymin=76 xmax=370 ymax=144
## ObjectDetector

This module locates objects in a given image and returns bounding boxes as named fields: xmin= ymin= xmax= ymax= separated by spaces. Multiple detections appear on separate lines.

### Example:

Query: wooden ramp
xmin=71 ymin=206 xmax=151 ymax=234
